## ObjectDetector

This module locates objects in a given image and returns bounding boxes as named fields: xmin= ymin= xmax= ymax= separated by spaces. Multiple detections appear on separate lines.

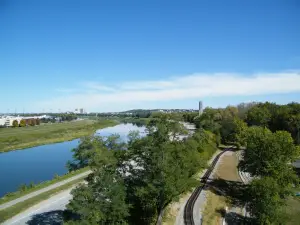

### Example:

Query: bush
xmin=19 ymin=119 xmax=26 ymax=127
xmin=18 ymin=184 xmax=27 ymax=192
xmin=12 ymin=120 xmax=18 ymax=127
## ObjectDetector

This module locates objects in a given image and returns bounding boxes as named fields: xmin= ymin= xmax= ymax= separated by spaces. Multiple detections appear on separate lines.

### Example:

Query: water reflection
xmin=0 ymin=123 xmax=145 ymax=197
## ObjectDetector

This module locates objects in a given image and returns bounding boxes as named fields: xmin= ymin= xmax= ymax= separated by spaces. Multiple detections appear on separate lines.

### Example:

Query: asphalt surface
xmin=2 ymin=187 xmax=74 ymax=225
xmin=0 ymin=171 xmax=91 ymax=211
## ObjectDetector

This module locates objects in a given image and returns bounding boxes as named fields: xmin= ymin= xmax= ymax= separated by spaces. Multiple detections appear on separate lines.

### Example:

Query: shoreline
xmin=0 ymin=120 xmax=119 ymax=154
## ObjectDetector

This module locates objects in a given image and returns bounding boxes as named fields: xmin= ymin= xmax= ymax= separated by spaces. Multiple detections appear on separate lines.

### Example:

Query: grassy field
xmin=0 ymin=119 xmax=118 ymax=153
xmin=284 ymin=187 xmax=300 ymax=225
xmin=0 ymin=167 xmax=90 ymax=205
xmin=0 ymin=177 xmax=85 ymax=223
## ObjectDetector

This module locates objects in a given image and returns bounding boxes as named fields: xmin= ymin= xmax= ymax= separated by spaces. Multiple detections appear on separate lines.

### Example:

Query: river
xmin=0 ymin=123 xmax=145 ymax=197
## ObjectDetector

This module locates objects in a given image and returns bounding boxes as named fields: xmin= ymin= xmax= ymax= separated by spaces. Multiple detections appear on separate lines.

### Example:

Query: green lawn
xmin=0 ymin=119 xmax=118 ymax=153
xmin=284 ymin=196 xmax=300 ymax=225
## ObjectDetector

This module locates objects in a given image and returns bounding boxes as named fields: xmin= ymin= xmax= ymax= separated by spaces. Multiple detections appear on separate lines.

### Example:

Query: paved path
xmin=0 ymin=171 xmax=91 ymax=211
xmin=2 ymin=186 xmax=75 ymax=225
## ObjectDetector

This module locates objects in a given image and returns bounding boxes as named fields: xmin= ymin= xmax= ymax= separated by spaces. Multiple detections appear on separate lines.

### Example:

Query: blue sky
xmin=0 ymin=0 xmax=299 ymax=112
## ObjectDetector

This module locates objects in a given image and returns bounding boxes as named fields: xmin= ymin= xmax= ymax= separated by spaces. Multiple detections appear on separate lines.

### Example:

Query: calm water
xmin=0 ymin=123 xmax=145 ymax=197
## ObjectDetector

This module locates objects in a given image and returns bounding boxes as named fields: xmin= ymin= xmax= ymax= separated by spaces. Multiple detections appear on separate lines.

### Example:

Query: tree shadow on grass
xmin=224 ymin=212 xmax=254 ymax=225
xmin=206 ymin=178 xmax=250 ymax=208
xmin=26 ymin=209 xmax=80 ymax=225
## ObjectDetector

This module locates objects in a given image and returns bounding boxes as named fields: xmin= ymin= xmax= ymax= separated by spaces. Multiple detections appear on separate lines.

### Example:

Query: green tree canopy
xmin=67 ymin=141 xmax=129 ymax=225
xmin=239 ymin=126 xmax=300 ymax=179
xmin=12 ymin=120 xmax=18 ymax=127
xmin=248 ymin=177 xmax=286 ymax=225
xmin=19 ymin=119 xmax=26 ymax=127
xmin=65 ymin=118 xmax=218 ymax=225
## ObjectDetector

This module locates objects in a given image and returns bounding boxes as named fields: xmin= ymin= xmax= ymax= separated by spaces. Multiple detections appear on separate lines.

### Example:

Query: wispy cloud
xmin=83 ymin=82 xmax=116 ymax=92
xmin=38 ymin=71 xmax=300 ymax=112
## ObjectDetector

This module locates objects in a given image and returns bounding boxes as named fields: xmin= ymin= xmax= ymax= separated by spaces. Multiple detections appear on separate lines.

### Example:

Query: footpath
xmin=0 ymin=170 xmax=91 ymax=211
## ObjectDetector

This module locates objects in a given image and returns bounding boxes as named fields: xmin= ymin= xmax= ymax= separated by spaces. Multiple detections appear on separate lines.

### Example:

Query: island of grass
xmin=0 ymin=119 xmax=118 ymax=153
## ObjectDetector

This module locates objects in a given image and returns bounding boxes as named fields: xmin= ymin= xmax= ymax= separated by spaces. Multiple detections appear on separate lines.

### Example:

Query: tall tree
xmin=12 ymin=120 xmax=18 ymax=127
xmin=248 ymin=177 xmax=286 ymax=225
xmin=232 ymin=118 xmax=248 ymax=147
xmin=246 ymin=104 xmax=272 ymax=127
xmin=239 ymin=126 xmax=299 ymax=179
xmin=66 ymin=138 xmax=129 ymax=224
xmin=19 ymin=119 xmax=26 ymax=127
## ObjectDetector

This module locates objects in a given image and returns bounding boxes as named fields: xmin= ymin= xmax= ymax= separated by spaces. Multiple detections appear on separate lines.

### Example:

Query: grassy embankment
xmin=0 ymin=177 xmax=86 ymax=223
xmin=0 ymin=167 xmax=90 ymax=205
xmin=0 ymin=119 xmax=118 ymax=153
xmin=284 ymin=187 xmax=300 ymax=225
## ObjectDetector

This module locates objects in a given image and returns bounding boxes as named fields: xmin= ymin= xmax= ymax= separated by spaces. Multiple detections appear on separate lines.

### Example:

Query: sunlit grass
xmin=0 ymin=119 xmax=118 ymax=153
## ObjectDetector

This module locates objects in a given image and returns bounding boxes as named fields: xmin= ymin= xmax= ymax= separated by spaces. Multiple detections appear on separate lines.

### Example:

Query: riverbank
xmin=0 ymin=119 xmax=118 ymax=153
xmin=0 ymin=176 xmax=86 ymax=224
xmin=0 ymin=167 xmax=90 ymax=205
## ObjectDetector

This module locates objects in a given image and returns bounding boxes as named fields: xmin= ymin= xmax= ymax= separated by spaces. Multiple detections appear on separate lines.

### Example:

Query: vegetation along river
xmin=0 ymin=123 xmax=145 ymax=197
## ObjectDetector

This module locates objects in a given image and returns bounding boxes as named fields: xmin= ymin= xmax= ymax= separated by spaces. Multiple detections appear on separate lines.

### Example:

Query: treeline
xmin=150 ymin=102 xmax=300 ymax=224
xmin=174 ymin=102 xmax=300 ymax=145
xmin=40 ymin=114 xmax=78 ymax=123
xmin=64 ymin=117 xmax=218 ymax=224
xmin=12 ymin=118 xmax=40 ymax=127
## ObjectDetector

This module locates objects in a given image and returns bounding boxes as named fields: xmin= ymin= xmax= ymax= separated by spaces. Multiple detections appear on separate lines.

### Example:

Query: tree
xmin=67 ymin=142 xmax=129 ymax=224
xmin=12 ymin=120 xmax=18 ymax=127
xmin=67 ymin=135 xmax=126 ymax=171
xmin=19 ymin=119 xmax=26 ymax=127
xmin=237 ymin=102 xmax=257 ymax=119
xmin=239 ymin=126 xmax=300 ymax=179
xmin=248 ymin=177 xmax=286 ymax=225
xmin=246 ymin=104 xmax=272 ymax=127
xmin=232 ymin=118 xmax=248 ymax=147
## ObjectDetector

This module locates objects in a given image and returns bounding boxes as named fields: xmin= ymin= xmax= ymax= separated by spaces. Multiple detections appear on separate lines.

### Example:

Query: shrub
xmin=19 ymin=119 xmax=26 ymax=127
xmin=12 ymin=120 xmax=18 ymax=127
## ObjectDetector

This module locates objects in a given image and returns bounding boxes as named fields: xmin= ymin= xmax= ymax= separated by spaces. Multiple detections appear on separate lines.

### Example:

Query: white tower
xmin=199 ymin=101 xmax=203 ymax=116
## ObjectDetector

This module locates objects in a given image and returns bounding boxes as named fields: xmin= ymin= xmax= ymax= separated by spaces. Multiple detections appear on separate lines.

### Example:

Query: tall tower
xmin=199 ymin=101 xmax=203 ymax=116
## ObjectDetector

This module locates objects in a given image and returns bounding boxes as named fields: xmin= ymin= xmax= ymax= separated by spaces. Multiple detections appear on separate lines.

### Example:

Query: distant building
xmin=0 ymin=115 xmax=50 ymax=127
xmin=79 ymin=108 xmax=84 ymax=114
xmin=199 ymin=101 xmax=203 ymax=116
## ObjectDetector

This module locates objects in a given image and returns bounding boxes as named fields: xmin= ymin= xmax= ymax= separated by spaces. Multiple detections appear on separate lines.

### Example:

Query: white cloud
xmin=37 ymin=71 xmax=300 ymax=112
xmin=82 ymin=82 xmax=116 ymax=92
